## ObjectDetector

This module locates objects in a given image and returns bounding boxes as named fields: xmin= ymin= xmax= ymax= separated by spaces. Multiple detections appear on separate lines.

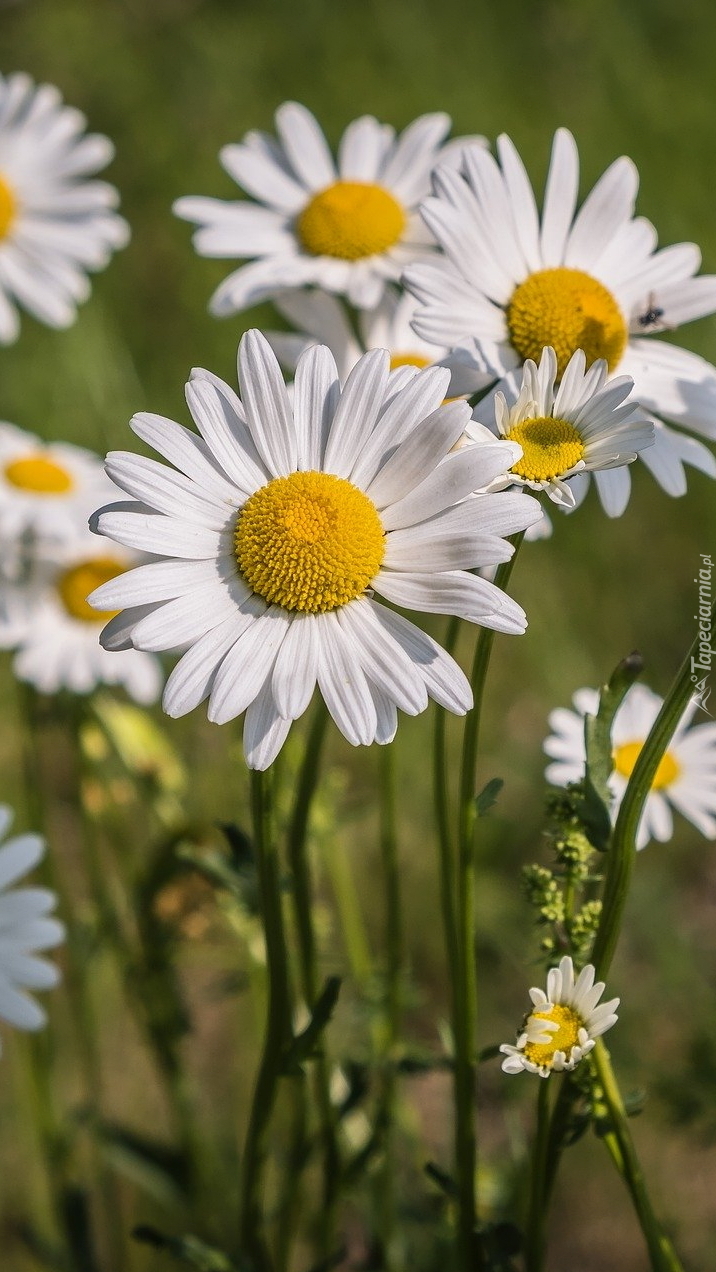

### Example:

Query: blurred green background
xmin=1 ymin=0 xmax=716 ymax=1269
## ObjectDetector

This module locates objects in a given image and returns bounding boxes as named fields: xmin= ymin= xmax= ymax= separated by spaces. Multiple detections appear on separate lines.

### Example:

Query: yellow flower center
xmin=507 ymin=415 xmax=585 ymax=482
xmin=234 ymin=470 xmax=385 ymax=613
xmin=523 ymin=1003 xmax=583 ymax=1068
xmin=0 ymin=174 xmax=17 ymax=239
xmin=4 ymin=454 xmax=75 ymax=495
xmin=389 ymin=352 xmax=432 ymax=371
xmin=507 ymin=267 xmax=628 ymax=378
xmin=297 ymin=181 xmax=406 ymax=261
xmin=58 ymin=558 xmax=126 ymax=623
xmin=613 ymin=740 xmax=681 ymax=790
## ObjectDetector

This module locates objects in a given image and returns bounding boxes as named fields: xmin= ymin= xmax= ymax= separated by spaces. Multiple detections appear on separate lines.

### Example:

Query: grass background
xmin=1 ymin=0 xmax=716 ymax=1268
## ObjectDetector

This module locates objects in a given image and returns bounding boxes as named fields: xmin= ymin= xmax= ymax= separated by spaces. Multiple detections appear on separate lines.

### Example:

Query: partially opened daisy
xmin=0 ymin=805 xmax=64 ymax=1053
xmin=0 ymin=71 xmax=129 ymax=343
xmin=89 ymin=330 xmax=540 ymax=769
xmin=500 ymin=955 xmax=619 ymax=1077
xmin=471 ymin=345 xmax=654 ymax=507
xmin=545 ymin=684 xmax=716 ymax=849
xmin=406 ymin=129 xmax=716 ymax=514
xmin=0 ymin=535 xmax=162 ymax=703
xmin=174 ymin=102 xmax=479 ymax=313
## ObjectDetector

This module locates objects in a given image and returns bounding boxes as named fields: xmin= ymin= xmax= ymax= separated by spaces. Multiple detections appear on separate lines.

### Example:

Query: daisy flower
xmin=0 ymin=535 xmax=162 ymax=703
xmin=89 ymin=330 xmax=541 ymax=769
xmin=406 ymin=128 xmax=716 ymax=515
xmin=500 ymin=955 xmax=619 ymax=1077
xmin=174 ymin=102 xmax=480 ymax=314
xmin=0 ymin=422 xmax=117 ymax=572
xmin=0 ymin=805 xmax=64 ymax=1053
xmin=0 ymin=71 xmax=129 ymax=343
xmin=544 ymin=684 xmax=716 ymax=850
xmin=471 ymin=345 xmax=654 ymax=507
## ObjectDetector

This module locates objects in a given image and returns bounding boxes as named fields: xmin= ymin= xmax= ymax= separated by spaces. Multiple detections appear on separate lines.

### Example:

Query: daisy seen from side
xmin=0 ymin=72 xmax=129 ymax=343
xmin=89 ymin=330 xmax=541 ymax=769
xmin=174 ymin=102 xmax=481 ymax=314
xmin=500 ymin=955 xmax=619 ymax=1077
xmin=406 ymin=128 xmax=716 ymax=515
xmin=544 ymin=683 xmax=716 ymax=850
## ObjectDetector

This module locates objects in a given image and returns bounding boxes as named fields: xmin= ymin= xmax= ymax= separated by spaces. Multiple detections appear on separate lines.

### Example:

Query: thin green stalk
xmin=374 ymin=743 xmax=402 ymax=1270
xmin=524 ymin=1079 xmax=552 ymax=1272
xmin=592 ymin=601 xmax=715 ymax=978
xmin=591 ymin=1042 xmax=683 ymax=1272
xmin=453 ymin=538 xmax=524 ymax=1265
xmin=434 ymin=616 xmax=460 ymax=993
xmin=239 ymin=767 xmax=293 ymax=1272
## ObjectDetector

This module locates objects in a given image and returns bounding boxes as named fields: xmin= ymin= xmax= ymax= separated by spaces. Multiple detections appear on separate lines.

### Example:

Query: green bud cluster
xmin=522 ymin=785 xmax=602 ymax=964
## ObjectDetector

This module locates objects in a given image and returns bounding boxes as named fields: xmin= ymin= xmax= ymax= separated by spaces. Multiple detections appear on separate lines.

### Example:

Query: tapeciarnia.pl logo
xmin=692 ymin=553 xmax=713 ymax=716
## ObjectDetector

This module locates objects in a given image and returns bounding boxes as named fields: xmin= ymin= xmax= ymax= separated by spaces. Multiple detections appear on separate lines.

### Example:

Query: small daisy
xmin=471 ymin=346 xmax=654 ymax=507
xmin=406 ymin=129 xmax=716 ymax=515
xmin=89 ymin=330 xmax=541 ymax=769
xmin=265 ymin=286 xmax=483 ymax=392
xmin=0 ymin=805 xmax=64 ymax=1053
xmin=500 ymin=955 xmax=619 ymax=1077
xmin=0 ymin=422 xmax=116 ymax=569
xmin=0 ymin=536 xmax=162 ymax=703
xmin=174 ymin=102 xmax=480 ymax=314
xmin=544 ymin=684 xmax=716 ymax=850
xmin=0 ymin=72 xmax=129 ymax=343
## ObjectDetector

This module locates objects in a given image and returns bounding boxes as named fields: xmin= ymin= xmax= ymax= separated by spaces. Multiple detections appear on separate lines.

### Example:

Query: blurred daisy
xmin=544 ymin=684 xmax=716 ymax=849
xmin=89 ymin=330 xmax=540 ymax=769
xmin=0 ymin=71 xmax=129 ymax=343
xmin=0 ymin=536 xmax=162 ymax=703
xmin=0 ymin=422 xmax=115 ymax=570
xmin=406 ymin=129 xmax=716 ymax=514
xmin=174 ymin=102 xmax=478 ymax=313
xmin=0 ymin=805 xmax=64 ymax=1052
xmin=500 ymin=955 xmax=619 ymax=1077
xmin=471 ymin=346 xmax=653 ymax=507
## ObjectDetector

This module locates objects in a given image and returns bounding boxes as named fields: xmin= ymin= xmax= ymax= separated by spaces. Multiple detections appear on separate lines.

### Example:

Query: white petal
xmin=238 ymin=330 xmax=297 ymax=476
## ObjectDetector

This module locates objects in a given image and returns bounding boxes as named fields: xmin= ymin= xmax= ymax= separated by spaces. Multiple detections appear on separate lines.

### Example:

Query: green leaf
xmin=132 ymin=1226 xmax=240 ymax=1271
xmin=475 ymin=777 xmax=504 ymax=817
xmin=281 ymin=976 xmax=342 ymax=1074
xmin=424 ymin=1160 xmax=459 ymax=1198
xmin=582 ymin=651 xmax=644 ymax=849
xmin=97 ymin=1122 xmax=190 ymax=1206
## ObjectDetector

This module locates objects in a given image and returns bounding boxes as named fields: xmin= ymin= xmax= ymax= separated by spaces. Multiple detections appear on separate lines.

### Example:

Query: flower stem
xmin=374 ymin=742 xmax=402 ymax=1269
xmin=239 ymin=767 xmax=293 ymax=1272
xmin=434 ymin=617 xmax=460 ymax=995
xmin=524 ymin=1078 xmax=552 ymax=1272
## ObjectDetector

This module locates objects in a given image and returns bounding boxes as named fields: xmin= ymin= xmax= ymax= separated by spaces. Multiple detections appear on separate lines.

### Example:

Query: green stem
xmin=592 ymin=1042 xmax=683 ymax=1272
xmin=239 ymin=768 xmax=293 ymax=1272
xmin=434 ymin=617 xmax=460 ymax=1001
xmin=524 ymin=1079 xmax=552 ymax=1272
xmin=453 ymin=538 xmax=524 ymax=1265
xmin=591 ymin=603 xmax=715 ymax=979
xmin=375 ymin=743 xmax=402 ymax=1270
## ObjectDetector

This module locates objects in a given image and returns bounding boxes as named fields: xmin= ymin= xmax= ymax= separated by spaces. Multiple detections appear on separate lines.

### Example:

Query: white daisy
xmin=88 ymin=330 xmax=541 ymax=769
xmin=0 ymin=805 xmax=64 ymax=1053
xmin=406 ymin=128 xmax=716 ymax=515
xmin=0 ymin=71 xmax=129 ymax=343
xmin=0 ymin=422 xmax=116 ymax=571
xmin=500 ymin=955 xmax=619 ymax=1077
xmin=174 ymin=102 xmax=481 ymax=314
xmin=0 ymin=535 xmax=162 ymax=703
xmin=471 ymin=345 xmax=654 ymax=507
xmin=544 ymin=684 xmax=716 ymax=850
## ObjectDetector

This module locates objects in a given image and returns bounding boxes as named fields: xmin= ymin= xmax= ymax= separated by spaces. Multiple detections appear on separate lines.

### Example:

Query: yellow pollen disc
xmin=613 ymin=740 xmax=681 ymax=790
xmin=389 ymin=352 xmax=431 ymax=371
xmin=297 ymin=181 xmax=406 ymax=261
xmin=0 ymin=174 xmax=16 ymax=239
xmin=235 ymin=470 xmax=385 ymax=614
xmin=4 ymin=454 xmax=74 ymax=495
xmin=508 ymin=415 xmax=585 ymax=482
xmin=524 ymin=1003 xmax=583 ymax=1068
xmin=507 ymin=267 xmax=627 ymax=378
xmin=58 ymin=558 xmax=126 ymax=623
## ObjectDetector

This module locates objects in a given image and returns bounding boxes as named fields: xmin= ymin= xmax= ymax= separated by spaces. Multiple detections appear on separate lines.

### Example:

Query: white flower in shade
xmin=500 ymin=955 xmax=619 ymax=1077
xmin=0 ymin=72 xmax=129 ymax=343
xmin=0 ymin=422 xmax=116 ymax=569
xmin=545 ymin=684 xmax=716 ymax=850
xmin=0 ymin=806 xmax=64 ymax=1052
xmin=174 ymin=103 xmax=480 ymax=314
xmin=0 ymin=536 xmax=162 ymax=703
xmin=406 ymin=129 xmax=716 ymax=515
xmin=471 ymin=346 xmax=654 ymax=507
xmin=88 ymin=330 xmax=540 ymax=769
xmin=265 ymin=287 xmax=484 ymax=392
